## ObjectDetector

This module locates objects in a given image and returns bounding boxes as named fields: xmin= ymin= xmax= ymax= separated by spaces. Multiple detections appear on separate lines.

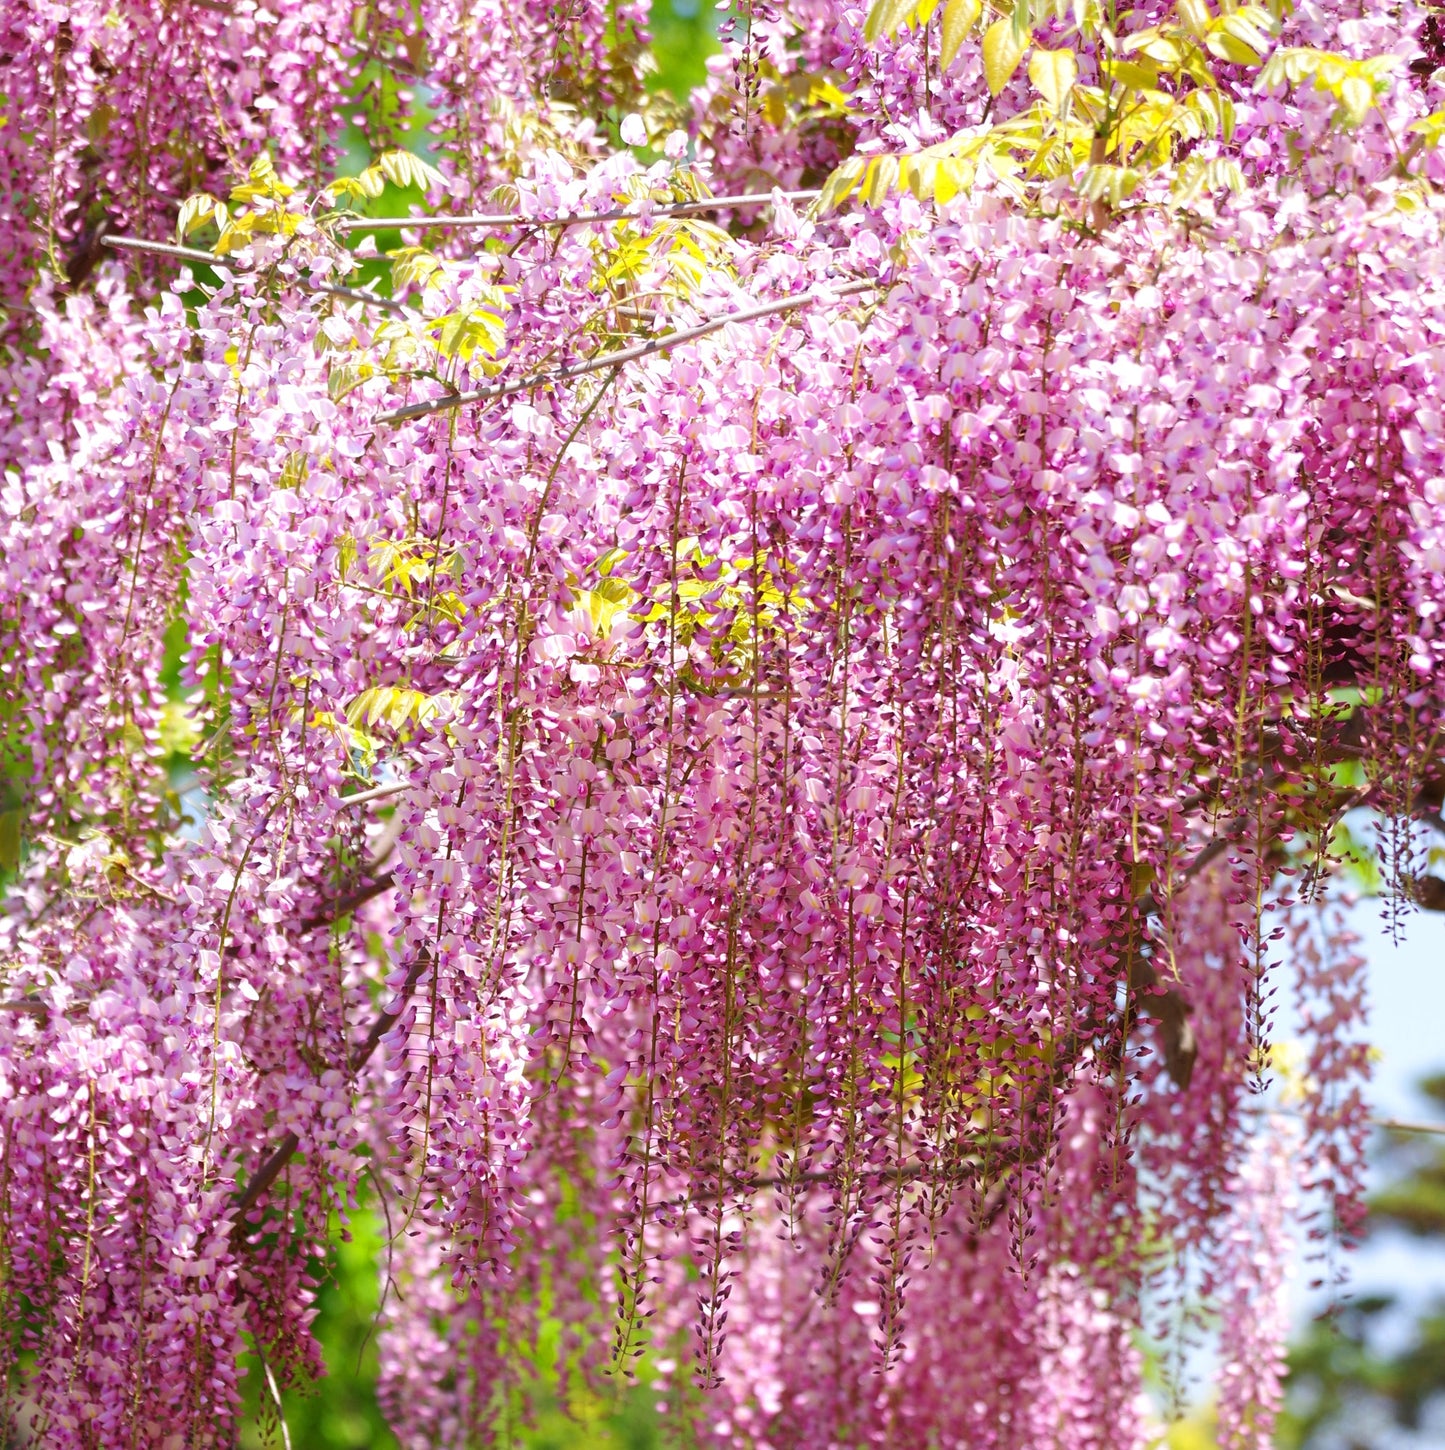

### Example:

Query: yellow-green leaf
xmin=933 ymin=156 xmax=971 ymax=204
xmin=864 ymin=0 xmax=918 ymax=40
xmin=177 ymin=193 xmax=226 ymax=242
xmin=1080 ymin=162 xmax=1142 ymax=207
xmin=1183 ymin=88 xmax=1235 ymax=143
xmin=863 ymin=154 xmax=901 ymax=205
xmin=1170 ymin=154 xmax=1245 ymax=205
xmin=377 ymin=149 xmax=448 ymax=195
xmin=388 ymin=246 xmax=445 ymax=293
xmin=817 ymin=156 xmax=867 ymax=213
xmin=983 ymin=18 xmax=1031 ymax=95
xmin=327 ymin=354 xmax=376 ymax=402
xmin=1207 ymin=29 xmax=1261 ymax=63
xmin=434 ymin=293 xmax=509 ymax=362
xmin=1104 ymin=58 xmax=1162 ymax=91
xmin=1335 ymin=73 xmax=1375 ymax=125
xmin=1028 ymin=47 xmax=1078 ymax=109
xmin=278 ymin=451 xmax=309 ymax=490
xmin=230 ymin=153 xmax=294 ymax=207
xmin=869 ymin=0 xmax=915 ymax=40
xmin=1175 ymin=0 xmax=1211 ymax=37
xmin=345 ymin=686 xmax=452 ymax=732
xmin=1411 ymin=107 xmax=1445 ymax=147
xmin=940 ymin=0 xmax=983 ymax=67
xmin=1206 ymin=8 xmax=1274 ymax=65
xmin=806 ymin=76 xmax=853 ymax=111
xmin=328 ymin=166 xmax=387 ymax=204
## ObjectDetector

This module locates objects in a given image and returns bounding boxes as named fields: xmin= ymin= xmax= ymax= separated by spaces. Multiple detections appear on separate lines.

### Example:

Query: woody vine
xmin=3 ymin=0 xmax=1445 ymax=1445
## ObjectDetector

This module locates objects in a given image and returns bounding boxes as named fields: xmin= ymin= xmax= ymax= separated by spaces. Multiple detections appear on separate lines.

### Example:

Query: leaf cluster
xmin=821 ymin=0 xmax=1408 ymax=217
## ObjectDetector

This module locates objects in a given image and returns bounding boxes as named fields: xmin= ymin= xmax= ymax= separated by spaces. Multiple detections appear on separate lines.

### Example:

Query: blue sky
xmin=1312 ymin=903 xmax=1445 ymax=1316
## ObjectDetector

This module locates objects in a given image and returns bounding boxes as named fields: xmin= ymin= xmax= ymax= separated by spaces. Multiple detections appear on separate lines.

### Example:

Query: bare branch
xmin=230 ymin=949 xmax=431 ymax=1242
xmin=1377 ymin=1117 xmax=1445 ymax=1136
xmin=375 ymin=278 xmax=880 ymax=425
xmin=338 ymin=780 xmax=412 ymax=809
xmin=296 ymin=870 xmax=396 ymax=932
xmin=334 ymin=189 xmax=823 ymax=234
xmin=105 ymin=236 xmax=235 ymax=266
xmin=103 ymin=237 xmax=411 ymax=315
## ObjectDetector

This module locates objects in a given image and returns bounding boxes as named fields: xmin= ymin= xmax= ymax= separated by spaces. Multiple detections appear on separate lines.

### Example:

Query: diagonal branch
xmin=334 ymin=189 xmax=823 ymax=234
xmin=103 ymin=236 xmax=412 ymax=315
xmin=230 ymin=947 xmax=431 ymax=1242
xmin=375 ymin=278 xmax=879 ymax=425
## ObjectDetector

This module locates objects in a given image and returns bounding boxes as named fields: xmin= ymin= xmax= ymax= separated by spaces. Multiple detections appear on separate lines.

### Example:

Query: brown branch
xmin=1127 ymin=953 xmax=1198 ymax=1091
xmin=0 ymin=999 xmax=47 ymax=1017
xmin=334 ymin=190 xmax=822 ymax=234
xmin=1408 ymin=874 xmax=1445 ymax=911
xmin=296 ymin=870 xmax=396 ymax=932
xmin=103 ymin=237 xmax=412 ymax=315
xmin=230 ymin=948 xmax=431 ymax=1243
xmin=1377 ymin=1117 xmax=1445 ymax=1136
xmin=374 ymin=279 xmax=879 ymax=425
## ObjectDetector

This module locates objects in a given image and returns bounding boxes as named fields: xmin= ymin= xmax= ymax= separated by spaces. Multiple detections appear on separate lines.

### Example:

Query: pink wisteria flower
xmin=0 ymin=0 xmax=1439 ymax=1444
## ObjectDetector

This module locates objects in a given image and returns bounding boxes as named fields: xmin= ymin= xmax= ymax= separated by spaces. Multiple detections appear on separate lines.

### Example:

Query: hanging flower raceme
xmin=0 ymin=0 xmax=655 ymax=314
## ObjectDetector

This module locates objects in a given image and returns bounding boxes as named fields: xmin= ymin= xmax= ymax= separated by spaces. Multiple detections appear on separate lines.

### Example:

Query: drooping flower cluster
xmin=0 ymin=0 xmax=649 ymax=311
xmin=1 ymin=0 xmax=1440 ymax=1445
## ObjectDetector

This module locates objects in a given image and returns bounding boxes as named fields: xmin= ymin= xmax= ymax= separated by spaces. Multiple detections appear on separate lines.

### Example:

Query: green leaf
xmin=1028 ymin=46 xmax=1078 ymax=109
xmin=377 ymin=150 xmax=448 ymax=195
xmin=940 ymin=0 xmax=983 ymax=67
xmin=983 ymin=18 xmax=1031 ymax=94
xmin=176 ymin=193 xmax=226 ymax=242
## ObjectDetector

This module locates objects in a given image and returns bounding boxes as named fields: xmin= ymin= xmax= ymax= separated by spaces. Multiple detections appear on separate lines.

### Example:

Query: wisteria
xmin=2 ymin=0 xmax=1444 ymax=1445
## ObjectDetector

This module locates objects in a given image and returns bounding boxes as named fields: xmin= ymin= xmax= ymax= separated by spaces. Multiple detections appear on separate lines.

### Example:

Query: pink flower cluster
xmin=0 ymin=0 xmax=647 ymax=311
xmin=0 ymin=0 xmax=1438 ymax=1445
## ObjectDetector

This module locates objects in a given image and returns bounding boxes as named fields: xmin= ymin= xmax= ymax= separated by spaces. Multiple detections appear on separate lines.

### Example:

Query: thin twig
xmin=338 ymin=780 xmax=412 ymax=808
xmin=103 ymin=237 xmax=410 ymax=315
xmin=335 ymin=189 xmax=823 ymax=234
xmin=296 ymin=870 xmax=396 ymax=932
xmin=105 ymin=236 xmax=223 ymax=267
xmin=375 ymin=278 xmax=880 ymax=425
xmin=1377 ymin=1117 xmax=1445 ymax=1137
